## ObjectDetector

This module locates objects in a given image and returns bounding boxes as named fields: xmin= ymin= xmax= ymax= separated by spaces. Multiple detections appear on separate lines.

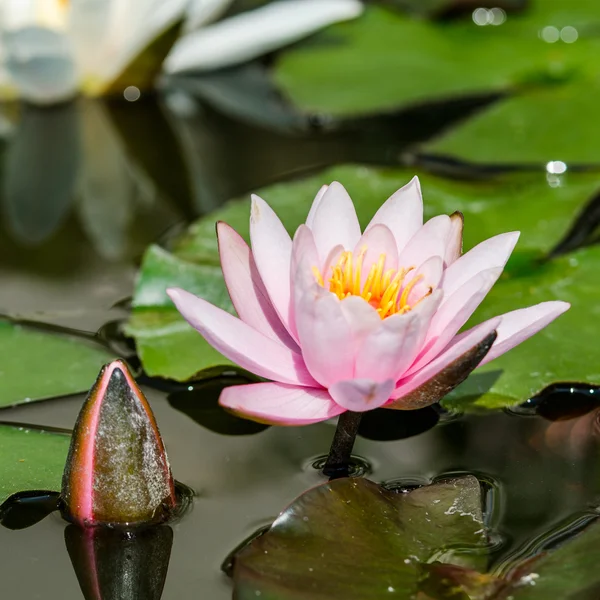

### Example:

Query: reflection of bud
xmin=61 ymin=359 xmax=176 ymax=526
xmin=65 ymin=524 xmax=173 ymax=600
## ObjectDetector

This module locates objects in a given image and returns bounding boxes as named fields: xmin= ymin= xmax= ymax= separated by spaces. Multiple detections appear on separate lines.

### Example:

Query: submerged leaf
xmin=233 ymin=476 xmax=486 ymax=599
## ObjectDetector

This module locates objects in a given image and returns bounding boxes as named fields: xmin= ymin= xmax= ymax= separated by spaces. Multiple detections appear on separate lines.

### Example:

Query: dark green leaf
xmin=508 ymin=517 xmax=600 ymax=599
xmin=234 ymin=476 xmax=486 ymax=599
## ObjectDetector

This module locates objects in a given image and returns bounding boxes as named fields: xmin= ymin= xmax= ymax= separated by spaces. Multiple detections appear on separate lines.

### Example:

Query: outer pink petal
xmin=354 ymin=290 xmax=442 ymax=382
xmin=217 ymin=222 xmax=298 ymax=351
xmin=366 ymin=176 xmax=423 ymax=254
xmin=305 ymin=185 xmax=329 ymax=229
xmin=477 ymin=301 xmax=570 ymax=366
xmin=294 ymin=281 xmax=354 ymax=387
xmin=353 ymin=223 xmax=398 ymax=286
xmin=397 ymin=215 xmax=451 ymax=272
xmin=330 ymin=379 xmax=395 ymax=412
xmin=442 ymin=232 xmax=519 ymax=299
xmin=391 ymin=318 xmax=501 ymax=400
xmin=249 ymin=195 xmax=294 ymax=333
xmin=219 ymin=382 xmax=342 ymax=425
xmin=290 ymin=225 xmax=321 ymax=339
xmin=406 ymin=267 xmax=502 ymax=375
xmin=167 ymin=288 xmax=317 ymax=386
xmin=310 ymin=182 xmax=362 ymax=261
xmin=444 ymin=212 xmax=464 ymax=266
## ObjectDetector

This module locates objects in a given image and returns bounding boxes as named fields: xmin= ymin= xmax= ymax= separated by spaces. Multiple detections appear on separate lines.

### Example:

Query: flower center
xmin=312 ymin=249 xmax=431 ymax=319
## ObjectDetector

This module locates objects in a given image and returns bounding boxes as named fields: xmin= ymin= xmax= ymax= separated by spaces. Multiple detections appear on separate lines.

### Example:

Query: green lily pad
xmin=274 ymin=3 xmax=600 ymax=117
xmin=127 ymin=163 xmax=600 ymax=410
xmin=424 ymin=81 xmax=600 ymax=164
xmin=233 ymin=475 xmax=486 ymax=599
xmin=125 ymin=244 xmax=234 ymax=381
xmin=0 ymin=423 xmax=70 ymax=505
xmin=0 ymin=320 xmax=115 ymax=407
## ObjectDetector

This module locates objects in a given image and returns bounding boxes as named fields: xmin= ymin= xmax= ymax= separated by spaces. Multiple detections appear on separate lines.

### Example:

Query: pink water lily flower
xmin=167 ymin=178 xmax=569 ymax=425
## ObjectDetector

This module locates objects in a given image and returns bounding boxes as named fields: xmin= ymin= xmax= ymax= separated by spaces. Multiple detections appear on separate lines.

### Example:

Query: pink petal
xmin=167 ymin=288 xmax=317 ymax=386
xmin=404 ymin=255 xmax=444 ymax=307
xmin=294 ymin=279 xmax=355 ymax=387
xmin=310 ymin=181 xmax=362 ymax=261
xmin=290 ymin=225 xmax=321 ymax=338
xmin=397 ymin=215 xmax=451 ymax=272
xmin=217 ymin=222 xmax=298 ymax=351
xmin=354 ymin=290 xmax=442 ymax=382
xmin=391 ymin=317 xmax=501 ymax=401
xmin=249 ymin=194 xmax=294 ymax=333
xmin=444 ymin=211 xmax=464 ymax=266
xmin=406 ymin=267 xmax=502 ymax=375
xmin=366 ymin=176 xmax=423 ymax=254
xmin=219 ymin=382 xmax=343 ymax=425
xmin=353 ymin=223 xmax=398 ymax=286
xmin=305 ymin=185 xmax=329 ymax=229
xmin=478 ymin=301 xmax=570 ymax=366
xmin=387 ymin=322 xmax=498 ymax=409
xmin=339 ymin=296 xmax=381 ymax=354
xmin=330 ymin=378 xmax=395 ymax=412
xmin=442 ymin=232 xmax=519 ymax=299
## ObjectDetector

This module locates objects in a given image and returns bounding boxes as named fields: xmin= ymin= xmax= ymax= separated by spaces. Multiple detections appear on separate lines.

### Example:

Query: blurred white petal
xmin=185 ymin=0 xmax=235 ymax=30
xmin=2 ymin=27 xmax=78 ymax=103
xmin=68 ymin=0 xmax=188 ymax=91
xmin=164 ymin=0 xmax=364 ymax=73
xmin=1 ymin=0 xmax=68 ymax=31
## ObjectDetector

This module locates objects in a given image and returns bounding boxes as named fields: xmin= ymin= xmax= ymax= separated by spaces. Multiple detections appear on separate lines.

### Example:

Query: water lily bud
xmin=61 ymin=360 xmax=176 ymax=527
xmin=65 ymin=524 xmax=173 ymax=600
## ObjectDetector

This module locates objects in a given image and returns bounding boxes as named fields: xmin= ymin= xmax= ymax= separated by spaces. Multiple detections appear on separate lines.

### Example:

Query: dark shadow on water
xmin=358 ymin=405 xmax=440 ymax=441
xmin=167 ymin=376 xmax=270 ymax=436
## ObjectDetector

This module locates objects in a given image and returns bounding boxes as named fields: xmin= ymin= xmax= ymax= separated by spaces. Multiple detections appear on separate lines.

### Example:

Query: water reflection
xmin=65 ymin=524 xmax=173 ymax=600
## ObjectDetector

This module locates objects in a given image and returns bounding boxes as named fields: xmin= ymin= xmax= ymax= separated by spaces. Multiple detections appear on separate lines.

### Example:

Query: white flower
xmin=0 ymin=0 xmax=363 ymax=104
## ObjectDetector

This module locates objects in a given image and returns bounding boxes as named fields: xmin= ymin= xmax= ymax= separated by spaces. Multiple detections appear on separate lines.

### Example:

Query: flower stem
xmin=323 ymin=411 xmax=363 ymax=479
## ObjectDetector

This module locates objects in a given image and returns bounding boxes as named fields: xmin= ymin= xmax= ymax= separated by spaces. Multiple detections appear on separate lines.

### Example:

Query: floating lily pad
xmin=425 ymin=82 xmax=600 ymax=164
xmin=274 ymin=3 xmax=600 ymax=118
xmin=0 ymin=320 xmax=115 ymax=407
xmin=0 ymin=423 xmax=70 ymax=505
xmin=233 ymin=475 xmax=486 ymax=599
xmin=125 ymin=245 xmax=234 ymax=381
xmin=127 ymin=164 xmax=600 ymax=410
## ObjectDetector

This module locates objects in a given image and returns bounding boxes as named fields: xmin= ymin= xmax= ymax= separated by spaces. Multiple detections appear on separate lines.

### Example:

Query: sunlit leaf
xmin=233 ymin=476 xmax=486 ymax=599
xmin=0 ymin=320 xmax=115 ymax=407
xmin=0 ymin=424 xmax=70 ymax=505
xmin=274 ymin=3 xmax=600 ymax=118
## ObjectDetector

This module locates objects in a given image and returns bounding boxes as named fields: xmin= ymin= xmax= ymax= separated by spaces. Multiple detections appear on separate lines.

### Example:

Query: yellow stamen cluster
xmin=313 ymin=248 xmax=431 ymax=319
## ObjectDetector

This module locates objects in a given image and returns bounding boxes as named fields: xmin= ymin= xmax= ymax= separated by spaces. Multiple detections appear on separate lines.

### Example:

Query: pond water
xmin=0 ymin=87 xmax=597 ymax=599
